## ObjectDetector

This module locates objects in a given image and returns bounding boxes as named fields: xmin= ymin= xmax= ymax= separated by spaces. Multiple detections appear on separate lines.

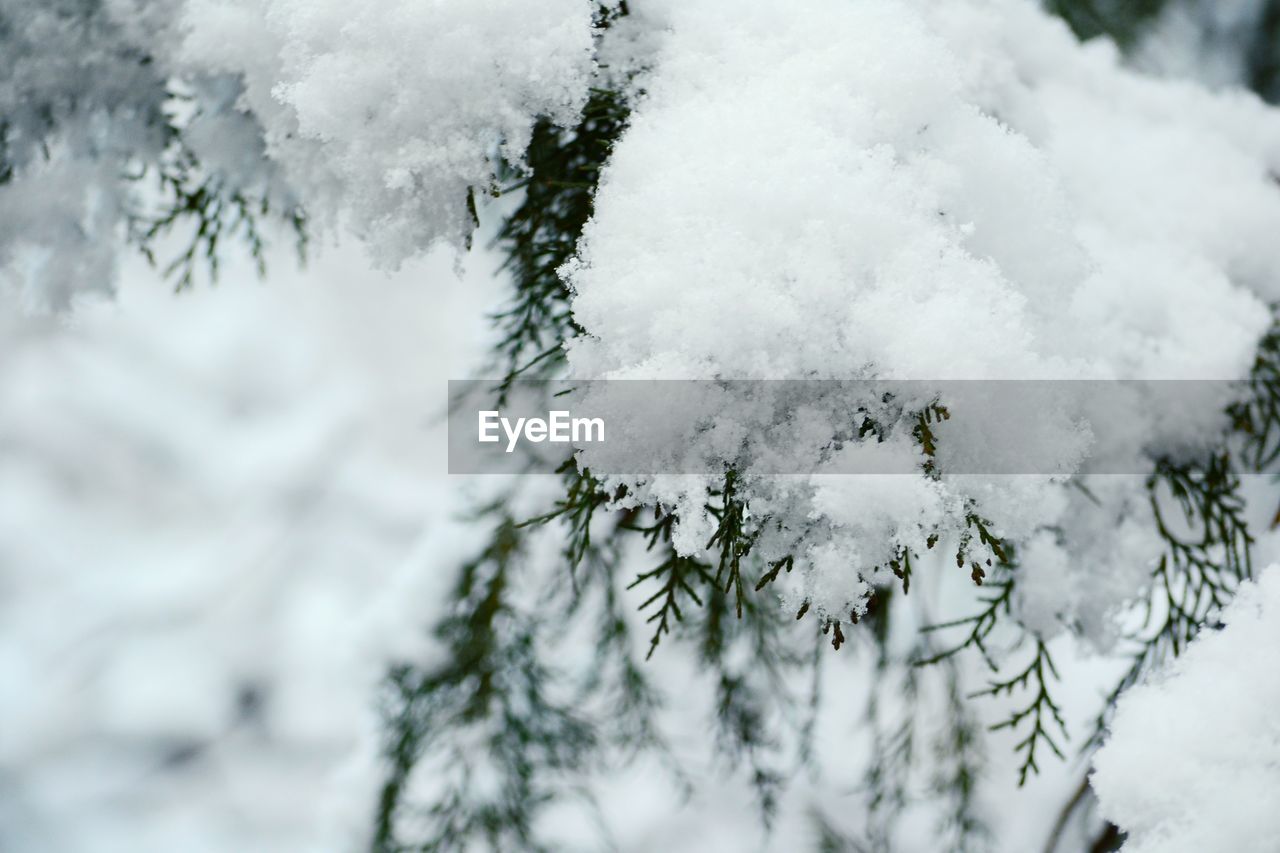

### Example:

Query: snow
xmin=178 ymin=0 xmax=600 ymax=266
xmin=3 ymin=0 xmax=1280 ymax=848
xmin=562 ymin=0 xmax=1280 ymax=627
xmin=1091 ymin=564 xmax=1280 ymax=853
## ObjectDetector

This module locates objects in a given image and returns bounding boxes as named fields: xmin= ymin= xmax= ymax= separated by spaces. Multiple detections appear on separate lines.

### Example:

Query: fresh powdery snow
xmin=1092 ymin=565 xmax=1280 ymax=852
xmin=565 ymin=0 xmax=1280 ymax=628
xmin=179 ymin=0 xmax=600 ymax=266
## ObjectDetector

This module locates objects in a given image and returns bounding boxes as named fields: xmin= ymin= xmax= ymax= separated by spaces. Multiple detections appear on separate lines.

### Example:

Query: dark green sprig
xmin=913 ymin=402 xmax=951 ymax=476
xmin=1086 ymin=453 xmax=1254 ymax=752
xmin=626 ymin=510 xmax=714 ymax=659
xmin=518 ymin=458 xmax=616 ymax=580
xmin=930 ymin=662 xmax=992 ymax=852
xmin=860 ymin=589 xmax=992 ymax=852
xmin=975 ymin=639 xmax=1066 ymax=787
xmin=755 ymin=555 xmax=795 ymax=592
xmin=124 ymin=85 xmax=307 ymax=292
xmin=1043 ymin=0 xmax=1170 ymax=47
xmin=917 ymin=522 xmax=1066 ymax=786
xmin=373 ymin=515 xmax=597 ymax=852
xmin=1230 ymin=311 xmax=1280 ymax=470
xmin=955 ymin=512 xmax=1007 ymax=587
xmin=489 ymin=86 xmax=631 ymax=402
xmin=133 ymin=166 xmax=304 ymax=292
xmin=917 ymin=579 xmax=1014 ymax=672
xmin=698 ymin=563 xmax=809 ymax=825
xmin=707 ymin=470 xmax=758 ymax=619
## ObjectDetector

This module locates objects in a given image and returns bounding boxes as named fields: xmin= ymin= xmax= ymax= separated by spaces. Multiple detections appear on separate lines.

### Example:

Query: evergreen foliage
xmin=130 ymin=148 xmax=307 ymax=292
xmin=374 ymin=3 xmax=1280 ymax=850
xmin=1049 ymin=0 xmax=1280 ymax=102
xmin=0 ymin=0 xmax=306 ymax=295
xmin=1044 ymin=0 xmax=1168 ymax=46
xmin=8 ymin=1 xmax=1280 ymax=850
xmin=373 ymin=511 xmax=599 ymax=852
xmin=126 ymin=86 xmax=307 ymax=291
xmin=488 ymin=2 xmax=632 ymax=401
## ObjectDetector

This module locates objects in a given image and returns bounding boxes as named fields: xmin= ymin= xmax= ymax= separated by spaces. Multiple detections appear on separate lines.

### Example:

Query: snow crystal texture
xmin=180 ymin=0 xmax=600 ymax=265
xmin=1092 ymin=565 xmax=1280 ymax=853
xmin=566 ymin=0 xmax=1280 ymax=626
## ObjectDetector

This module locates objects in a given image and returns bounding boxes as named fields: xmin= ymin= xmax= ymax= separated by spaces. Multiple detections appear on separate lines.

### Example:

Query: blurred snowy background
xmin=0 ymin=233 xmax=505 ymax=850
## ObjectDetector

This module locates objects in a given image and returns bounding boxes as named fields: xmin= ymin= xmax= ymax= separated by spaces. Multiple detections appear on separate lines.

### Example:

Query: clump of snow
xmin=179 ymin=0 xmax=601 ymax=265
xmin=1091 ymin=565 xmax=1280 ymax=853
xmin=4 ymin=0 xmax=1268 ymax=638
xmin=562 ymin=0 xmax=1280 ymax=627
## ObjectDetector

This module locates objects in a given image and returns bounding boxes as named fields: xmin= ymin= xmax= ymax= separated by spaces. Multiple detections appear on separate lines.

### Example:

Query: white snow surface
xmin=1091 ymin=564 xmax=1280 ymax=853
xmin=564 ymin=0 xmax=1280 ymax=626
xmin=179 ymin=0 xmax=600 ymax=266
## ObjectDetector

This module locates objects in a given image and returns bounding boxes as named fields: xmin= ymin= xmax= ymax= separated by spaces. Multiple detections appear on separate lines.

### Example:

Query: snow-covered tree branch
xmin=4 ymin=1 xmax=1280 ymax=851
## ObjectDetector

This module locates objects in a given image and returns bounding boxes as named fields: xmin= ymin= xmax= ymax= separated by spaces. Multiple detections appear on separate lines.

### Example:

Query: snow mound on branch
xmin=567 ymin=0 xmax=1280 ymax=382
xmin=1091 ymin=565 xmax=1280 ymax=853
xmin=180 ymin=0 xmax=600 ymax=266
xmin=564 ymin=0 xmax=1280 ymax=625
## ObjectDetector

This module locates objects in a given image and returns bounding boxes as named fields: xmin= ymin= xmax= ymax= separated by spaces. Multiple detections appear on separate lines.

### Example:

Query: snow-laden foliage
xmin=179 ymin=0 xmax=600 ymax=265
xmin=3 ymin=0 xmax=599 ymax=305
xmin=0 ymin=0 xmax=169 ymax=307
xmin=1091 ymin=564 xmax=1280 ymax=853
xmin=6 ymin=0 xmax=1280 ymax=850
xmin=564 ymin=0 xmax=1280 ymax=629
xmin=0 ymin=0 xmax=298 ymax=309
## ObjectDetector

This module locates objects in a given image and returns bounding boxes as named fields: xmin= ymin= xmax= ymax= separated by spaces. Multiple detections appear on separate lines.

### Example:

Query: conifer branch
xmin=126 ymin=106 xmax=306 ymax=292
xmin=518 ymin=458 xmax=615 ymax=580
xmin=1230 ymin=313 xmax=1280 ymax=470
xmin=1085 ymin=453 xmax=1254 ymax=752
xmin=755 ymin=554 xmax=795 ymax=591
xmin=626 ymin=510 xmax=713 ymax=659
xmin=374 ymin=515 xmax=597 ymax=851
xmin=489 ymin=86 xmax=631 ymax=402
xmin=707 ymin=471 xmax=757 ymax=619
xmin=975 ymin=639 xmax=1067 ymax=787
xmin=917 ymin=579 xmax=1013 ymax=672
